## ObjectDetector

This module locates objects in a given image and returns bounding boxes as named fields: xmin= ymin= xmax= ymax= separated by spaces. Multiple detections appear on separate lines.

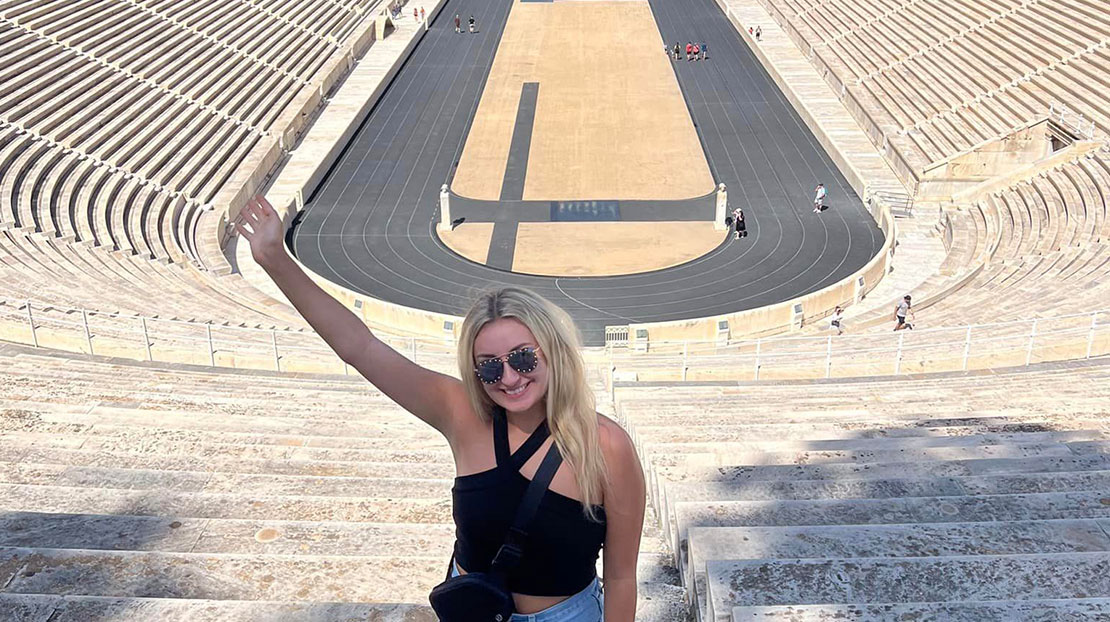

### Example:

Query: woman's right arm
xmin=234 ymin=195 xmax=469 ymax=437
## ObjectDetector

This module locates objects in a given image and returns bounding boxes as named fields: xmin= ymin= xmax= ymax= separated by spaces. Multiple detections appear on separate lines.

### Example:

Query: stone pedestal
xmin=715 ymin=183 xmax=728 ymax=230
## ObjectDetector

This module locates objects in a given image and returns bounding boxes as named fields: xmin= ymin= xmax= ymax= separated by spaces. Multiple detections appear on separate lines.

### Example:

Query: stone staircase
xmin=0 ymin=342 xmax=687 ymax=621
xmin=614 ymin=358 xmax=1110 ymax=621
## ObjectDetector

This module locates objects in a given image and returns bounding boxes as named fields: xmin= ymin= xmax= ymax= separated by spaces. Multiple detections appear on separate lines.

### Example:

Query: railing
xmin=4 ymin=298 xmax=1109 ymax=383
xmin=0 ymin=300 xmax=457 ymax=376
xmin=609 ymin=310 xmax=1110 ymax=383
xmin=870 ymin=188 xmax=913 ymax=217
xmin=1050 ymin=103 xmax=1098 ymax=141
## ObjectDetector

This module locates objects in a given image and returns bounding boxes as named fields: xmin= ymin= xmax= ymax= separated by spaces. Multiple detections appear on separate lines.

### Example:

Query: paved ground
xmin=290 ymin=0 xmax=884 ymax=345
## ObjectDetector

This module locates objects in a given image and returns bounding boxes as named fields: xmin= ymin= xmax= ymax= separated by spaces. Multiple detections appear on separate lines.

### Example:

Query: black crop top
xmin=451 ymin=409 xmax=607 ymax=596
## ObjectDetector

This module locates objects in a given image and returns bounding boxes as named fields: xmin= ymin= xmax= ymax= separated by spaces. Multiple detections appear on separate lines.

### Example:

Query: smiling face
xmin=473 ymin=317 xmax=549 ymax=414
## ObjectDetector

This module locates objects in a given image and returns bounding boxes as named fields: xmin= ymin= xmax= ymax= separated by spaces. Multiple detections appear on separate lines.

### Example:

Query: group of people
xmin=453 ymin=13 xmax=477 ymax=33
xmin=670 ymin=41 xmax=708 ymax=61
xmin=748 ymin=25 xmax=763 ymax=40
xmin=826 ymin=295 xmax=915 ymax=336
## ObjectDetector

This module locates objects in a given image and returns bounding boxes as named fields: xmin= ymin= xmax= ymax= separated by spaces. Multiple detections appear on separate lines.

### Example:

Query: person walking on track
xmin=813 ymin=183 xmax=827 ymax=213
xmin=454 ymin=13 xmax=460 ymax=33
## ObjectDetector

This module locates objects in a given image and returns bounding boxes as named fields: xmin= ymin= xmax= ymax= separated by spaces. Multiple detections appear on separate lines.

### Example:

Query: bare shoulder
xmin=596 ymin=414 xmax=639 ymax=468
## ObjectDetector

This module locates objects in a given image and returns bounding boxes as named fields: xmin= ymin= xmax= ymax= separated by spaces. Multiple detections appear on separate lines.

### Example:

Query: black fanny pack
xmin=429 ymin=442 xmax=563 ymax=621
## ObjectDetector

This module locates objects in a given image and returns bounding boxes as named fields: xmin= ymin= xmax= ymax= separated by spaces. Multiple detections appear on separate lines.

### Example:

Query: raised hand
xmin=234 ymin=195 xmax=287 ymax=268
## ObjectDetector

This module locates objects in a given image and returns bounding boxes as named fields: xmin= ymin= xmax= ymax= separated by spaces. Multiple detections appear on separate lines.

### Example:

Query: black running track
xmin=289 ymin=0 xmax=884 ymax=345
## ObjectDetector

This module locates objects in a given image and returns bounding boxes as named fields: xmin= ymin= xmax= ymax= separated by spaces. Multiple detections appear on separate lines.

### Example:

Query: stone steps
xmin=0 ymin=511 xmax=456 ymax=557
xmin=19 ymin=406 xmax=440 ymax=440
xmin=644 ymin=441 xmax=1072 ymax=495
xmin=671 ymin=490 xmax=1110 ymax=556
xmin=7 ymin=446 xmax=457 ymax=479
xmin=1 ymin=422 xmax=453 ymax=454
xmin=0 ymin=461 xmax=455 ymax=498
xmin=630 ymin=421 xmax=1084 ymax=444
xmin=0 ymin=546 xmax=679 ymax=616
xmin=686 ymin=519 xmax=1110 ymax=618
xmin=0 ymin=546 xmax=447 ymax=603
xmin=0 ymin=594 xmax=435 ymax=622
xmin=0 ymin=430 xmax=454 ymax=463
xmin=705 ymin=552 xmax=1110 ymax=621
xmin=0 ymin=483 xmax=455 ymax=523
xmin=728 ymin=598 xmax=1110 ymax=621
xmin=640 ymin=429 xmax=1106 ymax=457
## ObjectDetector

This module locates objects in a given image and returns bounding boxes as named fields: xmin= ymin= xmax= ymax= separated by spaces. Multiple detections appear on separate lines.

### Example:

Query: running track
xmin=290 ymin=0 xmax=885 ymax=345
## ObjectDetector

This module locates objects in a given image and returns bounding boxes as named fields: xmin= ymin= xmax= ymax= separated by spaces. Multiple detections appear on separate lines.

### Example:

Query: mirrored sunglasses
xmin=474 ymin=346 xmax=540 ymax=385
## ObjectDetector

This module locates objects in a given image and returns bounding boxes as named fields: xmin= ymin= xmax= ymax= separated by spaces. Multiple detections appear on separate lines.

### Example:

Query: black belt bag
xmin=429 ymin=443 xmax=563 ymax=622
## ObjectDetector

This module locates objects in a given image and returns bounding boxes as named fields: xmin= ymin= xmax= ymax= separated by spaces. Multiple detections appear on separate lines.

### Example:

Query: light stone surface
xmin=707 ymin=552 xmax=1110 ymax=616
xmin=0 ymin=595 xmax=437 ymax=622
xmin=730 ymin=598 xmax=1110 ymax=621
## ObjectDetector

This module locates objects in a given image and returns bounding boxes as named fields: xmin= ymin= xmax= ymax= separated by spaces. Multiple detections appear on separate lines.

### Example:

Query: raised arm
xmin=234 ymin=195 xmax=469 ymax=437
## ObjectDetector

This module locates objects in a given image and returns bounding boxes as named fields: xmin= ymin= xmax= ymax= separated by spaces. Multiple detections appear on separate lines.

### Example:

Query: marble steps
xmin=671 ymin=488 xmax=1110 ymax=553
xmin=686 ymin=519 xmax=1110 ymax=617
xmin=0 ymin=506 xmax=671 ymax=562
xmin=629 ymin=421 xmax=1085 ymax=445
xmin=0 ymin=390 xmax=412 ymax=419
xmin=0 ymin=483 xmax=456 ymax=524
xmin=658 ymin=468 xmax=1110 ymax=548
xmin=0 ymin=547 xmax=677 ymax=616
xmin=0 ymin=546 xmax=448 ymax=603
xmin=639 ymin=429 xmax=1107 ymax=459
xmin=705 ymin=552 xmax=1110 ymax=622
xmin=6 ymin=446 xmax=457 ymax=480
xmin=0 ymin=512 xmax=456 ymax=557
xmin=621 ymin=406 xmax=1110 ymax=428
xmin=0 ymin=594 xmax=435 ymax=622
xmin=656 ymin=453 xmax=1110 ymax=487
xmin=18 ymin=406 xmax=442 ymax=440
xmin=0 ymin=461 xmax=455 ymax=499
xmin=0 ymin=421 xmax=452 ymax=454
xmin=727 ymin=598 xmax=1110 ymax=621
xmin=644 ymin=441 xmax=1076 ymax=492
xmin=0 ymin=430 xmax=454 ymax=464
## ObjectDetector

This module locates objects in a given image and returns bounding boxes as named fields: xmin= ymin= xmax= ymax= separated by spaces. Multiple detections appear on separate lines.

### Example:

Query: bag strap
xmin=489 ymin=441 xmax=563 ymax=575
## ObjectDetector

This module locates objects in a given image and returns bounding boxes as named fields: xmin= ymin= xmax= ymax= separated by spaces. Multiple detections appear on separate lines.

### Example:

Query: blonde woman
xmin=235 ymin=196 xmax=645 ymax=621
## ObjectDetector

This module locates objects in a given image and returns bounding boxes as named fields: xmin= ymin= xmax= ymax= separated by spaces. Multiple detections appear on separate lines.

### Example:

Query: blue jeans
xmin=450 ymin=562 xmax=604 ymax=621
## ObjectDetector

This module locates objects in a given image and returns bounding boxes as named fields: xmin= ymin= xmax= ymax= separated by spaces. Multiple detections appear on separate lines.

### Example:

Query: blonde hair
xmin=457 ymin=287 xmax=607 ymax=520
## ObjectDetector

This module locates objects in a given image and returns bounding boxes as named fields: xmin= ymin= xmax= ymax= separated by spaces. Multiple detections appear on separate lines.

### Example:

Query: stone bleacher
xmin=762 ymin=0 xmax=1110 ymax=178
xmin=0 ymin=342 xmax=686 ymax=621
xmin=616 ymin=360 xmax=1110 ymax=621
xmin=0 ymin=0 xmax=389 ymax=338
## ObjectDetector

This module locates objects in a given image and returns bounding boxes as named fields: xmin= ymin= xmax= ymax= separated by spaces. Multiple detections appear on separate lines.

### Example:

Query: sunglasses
xmin=474 ymin=346 xmax=541 ymax=385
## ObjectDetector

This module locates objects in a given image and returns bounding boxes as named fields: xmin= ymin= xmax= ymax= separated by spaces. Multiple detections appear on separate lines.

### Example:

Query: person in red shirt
xmin=685 ymin=42 xmax=693 ymax=61
xmin=692 ymin=43 xmax=700 ymax=61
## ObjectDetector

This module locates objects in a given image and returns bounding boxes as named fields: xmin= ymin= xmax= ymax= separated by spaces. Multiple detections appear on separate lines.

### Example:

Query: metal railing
xmin=3 ymin=299 xmax=1109 ymax=382
xmin=1050 ymin=103 xmax=1098 ymax=141
xmin=0 ymin=299 xmax=457 ymax=375
xmin=608 ymin=310 xmax=1109 ymax=383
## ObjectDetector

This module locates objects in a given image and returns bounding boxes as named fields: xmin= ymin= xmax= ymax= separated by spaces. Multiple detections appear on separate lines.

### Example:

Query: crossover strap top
xmin=451 ymin=407 xmax=607 ymax=596
xmin=492 ymin=406 xmax=549 ymax=470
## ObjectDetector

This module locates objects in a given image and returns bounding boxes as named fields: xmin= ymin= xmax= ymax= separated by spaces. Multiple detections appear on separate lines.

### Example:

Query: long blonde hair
xmin=457 ymin=287 xmax=607 ymax=520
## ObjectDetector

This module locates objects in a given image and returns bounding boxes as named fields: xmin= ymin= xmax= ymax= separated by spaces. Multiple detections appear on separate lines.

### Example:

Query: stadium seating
xmin=762 ymin=0 xmax=1110 ymax=172
xmin=0 ymin=343 xmax=685 ymax=620
xmin=615 ymin=361 xmax=1110 ymax=620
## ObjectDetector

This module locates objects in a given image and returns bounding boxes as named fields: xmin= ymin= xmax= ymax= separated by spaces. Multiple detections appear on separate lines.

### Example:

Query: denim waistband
xmin=449 ymin=562 xmax=604 ymax=621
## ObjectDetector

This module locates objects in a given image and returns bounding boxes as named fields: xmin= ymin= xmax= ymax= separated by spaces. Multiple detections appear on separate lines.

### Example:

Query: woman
xmin=235 ymin=196 xmax=645 ymax=621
